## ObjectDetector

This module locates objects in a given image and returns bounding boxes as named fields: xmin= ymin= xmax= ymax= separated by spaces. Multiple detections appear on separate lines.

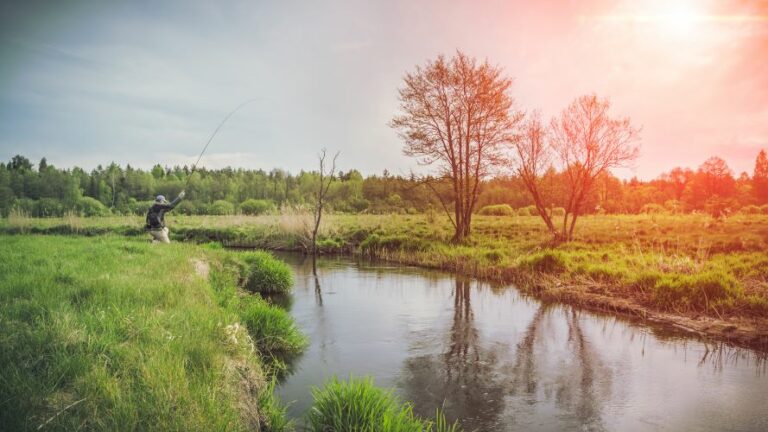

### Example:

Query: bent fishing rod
xmin=184 ymin=98 xmax=259 ymax=189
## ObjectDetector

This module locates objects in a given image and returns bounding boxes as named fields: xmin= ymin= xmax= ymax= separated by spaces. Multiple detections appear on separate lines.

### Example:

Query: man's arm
xmin=167 ymin=190 xmax=186 ymax=210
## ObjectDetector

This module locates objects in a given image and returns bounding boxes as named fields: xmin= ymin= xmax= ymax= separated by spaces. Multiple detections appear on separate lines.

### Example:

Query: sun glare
xmin=662 ymin=3 xmax=699 ymax=35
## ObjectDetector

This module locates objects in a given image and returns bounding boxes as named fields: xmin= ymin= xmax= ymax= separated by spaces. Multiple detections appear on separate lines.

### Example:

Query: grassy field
xmin=2 ymin=212 xmax=768 ymax=343
xmin=0 ymin=234 xmax=465 ymax=431
xmin=0 ymin=235 xmax=305 ymax=431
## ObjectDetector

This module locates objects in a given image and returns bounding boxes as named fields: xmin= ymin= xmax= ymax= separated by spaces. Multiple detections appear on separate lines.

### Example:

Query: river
xmin=274 ymin=253 xmax=767 ymax=431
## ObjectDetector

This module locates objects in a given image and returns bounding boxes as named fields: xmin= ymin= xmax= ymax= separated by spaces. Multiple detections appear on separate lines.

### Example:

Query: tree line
xmin=1 ymin=149 xmax=766 ymax=220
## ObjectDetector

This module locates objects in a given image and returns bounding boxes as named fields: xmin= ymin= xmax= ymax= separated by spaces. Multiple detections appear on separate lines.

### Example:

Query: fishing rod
xmin=184 ymin=98 xmax=259 ymax=189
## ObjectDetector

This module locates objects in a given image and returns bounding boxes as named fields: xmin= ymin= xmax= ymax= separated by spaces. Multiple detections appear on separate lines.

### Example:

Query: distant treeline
xmin=1 ymin=151 xmax=767 ymax=217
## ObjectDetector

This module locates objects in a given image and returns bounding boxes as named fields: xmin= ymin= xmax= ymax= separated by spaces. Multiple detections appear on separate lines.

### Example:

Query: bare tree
xmin=311 ymin=149 xmax=338 ymax=255
xmin=549 ymin=94 xmax=640 ymax=240
xmin=391 ymin=51 xmax=522 ymax=242
xmin=510 ymin=112 xmax=560 ymax=236
xmin=512 ymin=95 xmax=640 ymax=241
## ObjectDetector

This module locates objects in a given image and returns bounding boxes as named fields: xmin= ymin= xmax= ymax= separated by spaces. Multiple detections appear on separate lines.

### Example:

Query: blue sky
xmin=1 ymin=0 xmax=766 ymax=178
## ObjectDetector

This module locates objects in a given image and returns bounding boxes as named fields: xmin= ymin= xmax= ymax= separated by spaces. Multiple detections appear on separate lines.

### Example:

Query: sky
xmin=1 ymin=0 xmax=766 ymax=179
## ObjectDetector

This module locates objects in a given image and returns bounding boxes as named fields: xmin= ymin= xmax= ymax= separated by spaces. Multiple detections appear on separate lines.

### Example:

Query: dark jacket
xmin=145 ymin=196 xmax=182 ymax=230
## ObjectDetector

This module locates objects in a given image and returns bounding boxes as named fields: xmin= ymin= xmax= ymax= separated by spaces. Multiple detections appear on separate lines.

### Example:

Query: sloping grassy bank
xmin=3 ymin=213 xmax=768 ymax=347
xmin=0 ymin=235 xmax=302 ymax=431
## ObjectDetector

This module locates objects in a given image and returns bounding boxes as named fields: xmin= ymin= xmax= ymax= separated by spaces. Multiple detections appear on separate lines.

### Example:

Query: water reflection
xmin=273 ymin=253 xmax=768 ymax=431
xmin=401 ymin=277 xmax=507 ymax=430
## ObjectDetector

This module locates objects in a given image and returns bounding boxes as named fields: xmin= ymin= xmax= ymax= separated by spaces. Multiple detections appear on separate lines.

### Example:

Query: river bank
xmin=3 ymin=213 xmax=768 ymax=349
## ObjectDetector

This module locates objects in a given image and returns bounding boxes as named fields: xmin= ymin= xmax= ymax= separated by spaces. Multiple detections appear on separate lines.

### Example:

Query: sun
xmin=661 ymin=3 xmax=700 ymax=36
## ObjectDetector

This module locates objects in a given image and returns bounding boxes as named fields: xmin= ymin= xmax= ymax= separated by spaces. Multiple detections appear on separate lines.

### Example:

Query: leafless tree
xmin=391 ymin=51 xmax=523 ymax=242
xmin=511 ymin=95 xmax=640 ymax=241
xmin=311 ymin=149 xmax=338 ymax=255
xmin=550 ymin=95 xmax=640 ymax=240
xmin=510 ymin=112 xmax=560 ymax=236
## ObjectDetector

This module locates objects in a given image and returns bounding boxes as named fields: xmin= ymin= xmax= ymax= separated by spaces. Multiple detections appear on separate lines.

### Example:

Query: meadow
xmin=3 ymin=211 xmax=766 ymax=346
xmin=0 ymin=234 xmax=463 ymax=431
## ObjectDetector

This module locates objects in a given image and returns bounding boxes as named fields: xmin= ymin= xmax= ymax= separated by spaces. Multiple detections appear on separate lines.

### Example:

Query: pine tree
xmin=754 ymin=150 xmax=768 ymax=204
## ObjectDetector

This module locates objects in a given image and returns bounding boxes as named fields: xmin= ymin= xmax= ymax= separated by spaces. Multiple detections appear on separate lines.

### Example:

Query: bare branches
xmin=311 ymin=148 xmax=339 ymax=255
xmin=511 ymin=95 xmax=641 ymax=241
xmin=391 ymin=51 xmax=522 ymax=242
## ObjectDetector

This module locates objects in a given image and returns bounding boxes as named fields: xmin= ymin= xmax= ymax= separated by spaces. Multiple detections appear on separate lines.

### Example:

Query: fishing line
xmin=184 ymin=98 xmax=259 ymax=188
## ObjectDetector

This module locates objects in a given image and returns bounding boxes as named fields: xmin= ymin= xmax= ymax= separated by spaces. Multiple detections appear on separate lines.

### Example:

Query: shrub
xmin=36 ymin=198 xmax=64 ymax=217
xmin=306 ymin=377 xmax=460 ymax=432
xmin=517 ymin=205 xmax=539 ymax=216
xmin=761 ymin=204 xmax=768 ymax=215
xmin=478 ymin=204 xmax=515 ymax=216
xmin=130 ymin=200 xmax=155 ymax=215
xmin=175 ymin=200 xmax=197 ymax=215
xmin=209 ymin=200 xmax=235 ymax=215
xmin=740 ymin=205 xmax=762 ymax=215
xmin=236 ymin=251 xmax=294 ymax=293
xmin=640 ymin=203 xmax=665 ymax=214
xmin=75 ymin=196 xmax=110 ymax=217
xmin=664 ymin=200 xmax=684 ymax=213
xmin=240 ymin=199 xmax=274 ymax=215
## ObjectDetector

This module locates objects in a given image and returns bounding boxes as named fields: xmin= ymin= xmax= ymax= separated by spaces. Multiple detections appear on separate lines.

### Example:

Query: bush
xmin=76 ymin=196 xmax=110 ymax=217
xmin=761 ymin=204 xmax=768 ymax=215
xmin=640 ymin=203 xmax=665 ymax=214
xmin=740 ymin=205 xmax=762 ymax=215
xmin=175 ymin=200 xmax=197 ymax=215
xmin=130 ymin=200 xmax=155 ymax=215
xmin=236 ymin=251 xmax=294 ymax=293
xmin=209 ymin=200 xmax=235 ymax=215
xmin=240 ymin=199 xmax=274 ymax=215
xmin=36 ymin=198 xmax=64 ymax=217
xmin=517 ymin=205 xmax=539 ymax=216
xmin=664 ymin=200 xmax=684 ymax=213
xmin=478 ymin=204 xmax=515 ymax=216
xmin=306 ymin=377 xmax=460 ymax=432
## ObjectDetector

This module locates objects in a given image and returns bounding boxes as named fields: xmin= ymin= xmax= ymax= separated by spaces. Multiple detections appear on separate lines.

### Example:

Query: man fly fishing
xmin=144 ymin=99 xmax=256 ymax=243
xmin=145 ymin=191 xmax=185 ymax=243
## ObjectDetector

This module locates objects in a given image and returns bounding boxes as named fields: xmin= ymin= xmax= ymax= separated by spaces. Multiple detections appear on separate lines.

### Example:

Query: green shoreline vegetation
xmin=0 ymin=234 xmax=464 ymax=431
xmin=3 ymin=212 xmax=766 ymax=347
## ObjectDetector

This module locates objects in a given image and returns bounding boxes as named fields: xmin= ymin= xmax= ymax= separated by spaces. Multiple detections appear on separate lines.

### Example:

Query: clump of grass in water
xmin=306 ymin=377 xmax=461 ymax=432
xmin=235 ymin=251 xmax=294 ymax=293
xmin=240 ymin=295 xmax=307 ymax=359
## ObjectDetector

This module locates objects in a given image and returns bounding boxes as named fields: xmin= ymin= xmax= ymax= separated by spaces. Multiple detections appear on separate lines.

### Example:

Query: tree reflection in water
xmin=312 ymin=256 xmax=323 ymax=306
xmin=401 ymin=277 xmax=507 ymax=431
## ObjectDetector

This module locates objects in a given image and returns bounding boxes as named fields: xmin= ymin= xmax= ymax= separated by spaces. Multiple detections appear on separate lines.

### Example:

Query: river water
xmin=274 ymin=254 xmax=768 ymax=431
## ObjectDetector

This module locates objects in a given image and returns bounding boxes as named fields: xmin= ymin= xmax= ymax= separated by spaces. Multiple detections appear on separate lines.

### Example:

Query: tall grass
xmin=306 ymin=377 xmax=461 ymax=432
xmin=234 ymin=251 xmax=294 ymax=294
xmin=0 ymin=235 xmax=302 ymax=431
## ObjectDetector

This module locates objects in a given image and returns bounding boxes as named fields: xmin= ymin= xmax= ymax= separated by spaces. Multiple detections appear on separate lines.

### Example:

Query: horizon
xmin=1 ymin=0 xmax=767 ymax=180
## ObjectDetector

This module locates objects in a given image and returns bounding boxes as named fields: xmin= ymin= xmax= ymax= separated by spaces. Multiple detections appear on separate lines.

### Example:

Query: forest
xmin=2 ymin=149 xmax=767 ymax=218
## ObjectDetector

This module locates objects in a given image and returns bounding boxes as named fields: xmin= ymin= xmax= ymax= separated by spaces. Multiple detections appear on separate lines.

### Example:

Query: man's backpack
xmin=146 ymin=207 xmax=162 ymax=229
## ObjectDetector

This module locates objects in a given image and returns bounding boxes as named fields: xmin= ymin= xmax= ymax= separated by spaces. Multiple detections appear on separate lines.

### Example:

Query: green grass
xmin=0 ymin=235 xmax=298 ymax=431
xmin=306 ymin=377 xmax=460 ymax=432
xmin=2 ymin=212 xmax=767 ymax=319
xmin=232 ymin=251 xmax=294 ymax=294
